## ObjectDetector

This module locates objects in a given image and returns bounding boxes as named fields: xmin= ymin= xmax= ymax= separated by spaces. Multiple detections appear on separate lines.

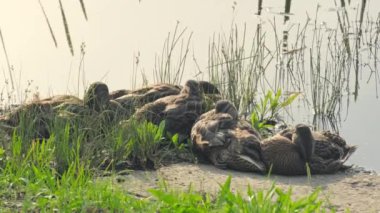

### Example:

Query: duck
xmin=109 ymin=89 xmax=130 ymax=100
xmin=83 ymin=82 xmax=127 ymax=121
xmin=133 ymin=80 xmax=205 ymax=138
xmin=277 ymin=126 xmax=357 ymax=172
xmin=124 ymin=83 xmax=181 ymax=103
xmin=111 ymin=81 xmax=221 ymax=118
xmin=111 ymin=80 xmax=220 ymax=101
xmin=0 ymin=95 xmax=83 ymax=139
xmin=260 ymin=124 xmax=315 ymax=175
xmin=191 ymin=100 xmax=266 ymax=172
xmin=84 ymin=82 xmax=113 ymax=112
xmin=0 ymin=82 xmax=126 ymax=140
xmin=112 ymin=83 xmax=182 ymax=117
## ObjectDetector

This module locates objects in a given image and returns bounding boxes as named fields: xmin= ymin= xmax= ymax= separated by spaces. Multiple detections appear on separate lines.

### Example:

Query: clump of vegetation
xmin=208 ymin=24 xmax=264 ymax=115
xmin=103 ymin=119 xmax=194 ymax=170
xmin=250 ymin=89 xmax=299 ymax=137
xmin=150 ymin=176 xmax=325 ymax=212
xmin=0 ymin=133 xmax=329 ymax=211
xmin=153 ymin=22 xmax=193 ymax=85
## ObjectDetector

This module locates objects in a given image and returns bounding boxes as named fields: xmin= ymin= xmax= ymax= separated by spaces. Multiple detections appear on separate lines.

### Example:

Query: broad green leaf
xmin=280 ymin=92 xmax=300 ymax=108
xmin=171 ymin=134 xmax=179 ymax=146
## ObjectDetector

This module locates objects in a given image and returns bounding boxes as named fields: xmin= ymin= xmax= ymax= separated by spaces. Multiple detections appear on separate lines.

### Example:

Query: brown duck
xmin=191 ymin=100 xmax=265 ymax=172
xmin=0 ymin=82 xmax=125 ymax=139
xmin=0 ymin=95 xmax=83 ymax=139
xmin=261 ymin=124 xmax=357 ymax=175
xmin=109 ymin=89 xmax=130 ymax=100
xmin=110 ymin=80 xmax=220 ymax=101
xmin=112 ymin=83 xmax=181 ymax=117
xmin=84 ymin=82 xmax=113 ymax=112
xmin=84 ymin=82 xmax=128 ymax=117
xmin=111 ymin=81 xmax=221 ymax=117
xmin=277 ymin=127 xmax=357 ymax=173
xmin=134 ymin=80 xmax=205 ymax=138
xmin=260 ymin=124 xmax=316 ymax=175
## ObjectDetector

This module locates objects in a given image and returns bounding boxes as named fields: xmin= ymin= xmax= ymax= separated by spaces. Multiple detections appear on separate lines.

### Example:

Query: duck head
xmin=181 ymin=80 xmax=201 ymax=97
xmin=198 ymin=81 xmax=220 ymax=94
xmin=84 ymin=82 xmax=110 ymax=112
xmin=215 ymin=100 xmax=238 ymax=120
xmin=293 ymin=124 xmax=315 ymax=163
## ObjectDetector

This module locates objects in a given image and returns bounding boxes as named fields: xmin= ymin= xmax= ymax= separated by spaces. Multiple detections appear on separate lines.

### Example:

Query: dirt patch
xmin=100 ymin=163 xmax=380 ymax=212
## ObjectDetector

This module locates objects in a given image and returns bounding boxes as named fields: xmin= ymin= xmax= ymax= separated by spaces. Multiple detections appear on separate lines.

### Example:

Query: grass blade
xmin=59 ymin=0 xmax=74 ymax=55
xmin=38 ymin=0 xmax=58 ymax=48
xmin=0 ymin=28 xmax=14 ymax=89
xmin=79 ymin=0 xmax=88 ymax=21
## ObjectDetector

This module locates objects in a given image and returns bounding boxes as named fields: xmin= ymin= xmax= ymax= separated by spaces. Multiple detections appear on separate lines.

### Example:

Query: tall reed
xmin=153 ymin=22 xmax=193 ymax=85
xmin=208 ymin=24 xmax=268 ymax=115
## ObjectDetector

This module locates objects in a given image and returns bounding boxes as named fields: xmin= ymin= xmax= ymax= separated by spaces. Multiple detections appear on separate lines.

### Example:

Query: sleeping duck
xmin=83 ymin=82 xmax=127 ymax=120
xmin=261 ymin=124 xmax=356 ymax=175
xmin=111 ymin=80 xmax=221 ymax=119
xmin=191 ymin=100 xmax=265 ymax=172
xmin=277 ymin=126 xmax=357 ymax=173
xmin=133 ymin=80 xmax=205 ymax=138
xmin=260 ymin=124 xmax=314 ymax=175
xmin=0 ymin=95 xmax=83 ymax=139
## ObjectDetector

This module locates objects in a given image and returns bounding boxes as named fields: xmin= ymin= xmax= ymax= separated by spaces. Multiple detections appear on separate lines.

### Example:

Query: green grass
xmin=0 ymin=117 xmax=335 ymax=212
xmin=0 ymin=140 xmax=329 ymax=212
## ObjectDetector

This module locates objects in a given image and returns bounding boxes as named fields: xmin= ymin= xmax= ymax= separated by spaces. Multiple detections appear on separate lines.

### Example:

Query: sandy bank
xmin=102 ymin=163 xmax=380 ymax=212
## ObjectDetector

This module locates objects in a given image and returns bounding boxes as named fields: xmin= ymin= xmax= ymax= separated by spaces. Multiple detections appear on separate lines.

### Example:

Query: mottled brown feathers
xmin=191 ymin=100 xmax=265 ymax=172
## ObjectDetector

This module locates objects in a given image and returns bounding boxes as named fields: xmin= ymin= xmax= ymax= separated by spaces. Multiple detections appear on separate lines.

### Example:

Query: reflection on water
xmin=0 ymin=0 xmax=379 ymax=170
xmin=257 ymin=0 xmax=380 ymax=170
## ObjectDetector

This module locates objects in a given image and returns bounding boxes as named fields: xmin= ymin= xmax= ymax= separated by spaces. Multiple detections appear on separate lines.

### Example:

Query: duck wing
xmin=191 ymin=112 xmax=236 ymax=151
xmin=225 ymin=128 xmax=266 ymax=172
xmin=277 ymin=128 xmax=294 ymax=140
xmin=140 ymin=84 xmax=180 ymax=104
xmin=237 ymin=119 xmax=262 ymax=140
xmin=261 ymin=135 xmax=308 ymax=175
xmin=319 ymin=130 xmax=357 ymax=158
xmin=134 ymin=101 xmax=167 ymax=124
xmin=310 ymin=146 xmax=356 ymax=174
xmin=313 ymin=131 xmax=352 ymax=161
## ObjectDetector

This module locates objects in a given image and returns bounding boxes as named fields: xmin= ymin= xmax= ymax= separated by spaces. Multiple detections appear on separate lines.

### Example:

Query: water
xmin=340 ymin=82 xmax=380 ymax=171
xmin=0 ymin=0 xmax=379 ymax=170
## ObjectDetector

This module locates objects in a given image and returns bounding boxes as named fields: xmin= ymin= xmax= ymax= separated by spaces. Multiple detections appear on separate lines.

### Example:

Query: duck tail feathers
xmin=342 ymin=145 xmax=357 ymax=162
xmin=237 ymin=155 xmax=266 ymax=173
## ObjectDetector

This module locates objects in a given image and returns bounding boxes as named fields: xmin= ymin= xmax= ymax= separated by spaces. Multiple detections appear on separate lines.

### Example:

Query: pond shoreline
xmin=102 ymin=163 xmax=379 ymax=212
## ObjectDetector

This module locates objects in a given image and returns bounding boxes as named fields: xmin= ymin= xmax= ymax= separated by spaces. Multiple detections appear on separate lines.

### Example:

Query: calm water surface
xmin=0 ymin=0 xmax=379 ymax=170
